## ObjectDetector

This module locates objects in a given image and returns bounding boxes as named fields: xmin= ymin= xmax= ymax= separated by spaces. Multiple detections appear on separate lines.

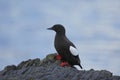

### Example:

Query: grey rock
xmin=0 ymin=53 xmax=120 ymax=80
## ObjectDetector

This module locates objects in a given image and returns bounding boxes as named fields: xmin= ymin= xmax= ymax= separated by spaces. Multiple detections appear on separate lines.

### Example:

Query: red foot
xmin=60 ymin=62 xmax=71 ymax=67
xmin=56 ymin=54 xmax=62 ymax=60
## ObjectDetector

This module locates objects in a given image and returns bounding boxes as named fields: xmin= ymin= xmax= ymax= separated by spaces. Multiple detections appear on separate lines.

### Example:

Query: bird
xmin=47 ymin=24 xmax=82 ymax=69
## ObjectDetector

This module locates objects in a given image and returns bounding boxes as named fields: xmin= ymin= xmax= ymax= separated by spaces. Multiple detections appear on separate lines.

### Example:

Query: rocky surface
xmin=0 ymin=53 xmax=120 ymax=80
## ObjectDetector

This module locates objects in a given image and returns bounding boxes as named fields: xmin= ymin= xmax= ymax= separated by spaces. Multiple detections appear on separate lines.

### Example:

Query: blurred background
xmin=0 ymin=0 xmax=120 ymax=75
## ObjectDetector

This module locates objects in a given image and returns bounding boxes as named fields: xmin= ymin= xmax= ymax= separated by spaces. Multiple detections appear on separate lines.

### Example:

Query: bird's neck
xmin=56 ymin=30 xmax=66 ymax=36
xmin=56 ymin=32 xmax=66 ymax=36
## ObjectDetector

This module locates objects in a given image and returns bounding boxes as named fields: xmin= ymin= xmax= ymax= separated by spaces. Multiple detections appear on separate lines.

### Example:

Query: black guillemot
xmin=47 ymin=24 xmax=82 ymax=69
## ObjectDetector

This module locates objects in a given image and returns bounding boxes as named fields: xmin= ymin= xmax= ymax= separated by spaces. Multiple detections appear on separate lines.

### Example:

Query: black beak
xmin=47 ymin=27 xmax=53 ymax=30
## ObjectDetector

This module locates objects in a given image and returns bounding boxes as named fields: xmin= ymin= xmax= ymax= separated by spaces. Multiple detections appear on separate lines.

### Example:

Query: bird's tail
xmin=79 ymin=64 xmax=83 ymax=69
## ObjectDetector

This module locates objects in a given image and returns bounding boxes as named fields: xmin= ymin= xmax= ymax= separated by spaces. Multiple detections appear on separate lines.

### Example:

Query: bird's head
xmin=47 ymin=24 xmax=66 ymax=35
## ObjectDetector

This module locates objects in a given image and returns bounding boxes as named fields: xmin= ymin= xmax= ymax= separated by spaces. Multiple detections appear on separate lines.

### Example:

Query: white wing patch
xmin=70 ymin=46 xmax=79 ymax=56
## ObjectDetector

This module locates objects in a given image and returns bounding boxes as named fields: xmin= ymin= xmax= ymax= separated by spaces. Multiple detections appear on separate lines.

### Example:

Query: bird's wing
xmin=70 ymin=46 xmax=79 ymax=56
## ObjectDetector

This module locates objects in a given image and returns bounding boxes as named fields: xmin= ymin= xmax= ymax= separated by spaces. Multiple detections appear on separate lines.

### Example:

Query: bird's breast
xmin=54 ymin=36 xmax=68 ymax=53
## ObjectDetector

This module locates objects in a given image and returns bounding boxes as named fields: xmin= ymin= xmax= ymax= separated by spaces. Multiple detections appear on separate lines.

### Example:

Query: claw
xmin=60 ymin=62 xmax=71 ymax=67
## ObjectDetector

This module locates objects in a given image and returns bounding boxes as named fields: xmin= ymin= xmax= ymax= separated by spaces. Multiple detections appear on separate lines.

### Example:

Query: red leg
xmin=60 ymin=62 xmax=71 ymax=67
xmin=56 ymin=54 xmax=62 ymax=60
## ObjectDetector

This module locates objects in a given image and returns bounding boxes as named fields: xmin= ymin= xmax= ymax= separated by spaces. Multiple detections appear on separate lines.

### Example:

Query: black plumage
xmin=47 ymin=24 xmax=82 ymax=69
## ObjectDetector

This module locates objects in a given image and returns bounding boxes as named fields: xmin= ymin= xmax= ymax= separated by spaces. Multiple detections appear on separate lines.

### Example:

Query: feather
xmin=73 ymin=65 xmax=81 ymax=70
